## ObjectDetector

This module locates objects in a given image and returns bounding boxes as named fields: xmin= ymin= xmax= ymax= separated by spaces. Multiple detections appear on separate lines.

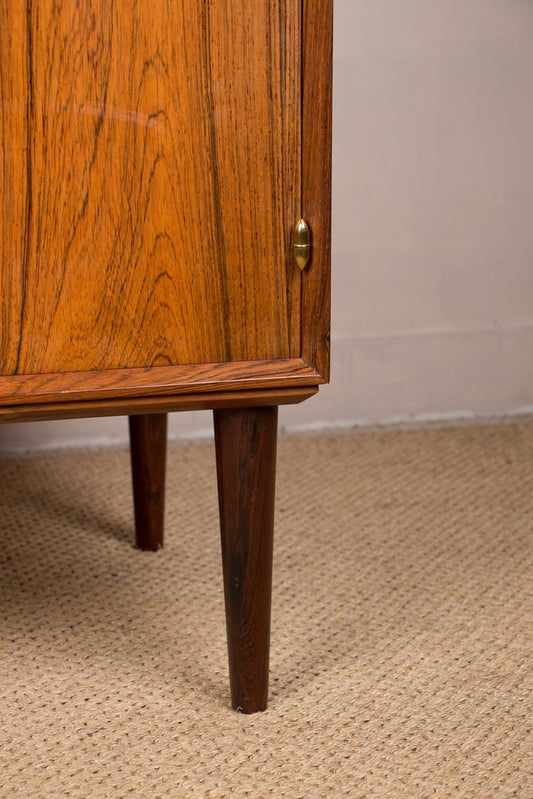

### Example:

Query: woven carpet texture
xmin=1 ymin=420 xmax=532 ymax=797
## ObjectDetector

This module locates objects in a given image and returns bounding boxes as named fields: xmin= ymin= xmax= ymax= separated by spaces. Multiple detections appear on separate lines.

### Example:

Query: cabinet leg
xmin=213 ymin=405 xmax=278 ymax=713
xmin=129 ymin=413 xmax=168 ymax=551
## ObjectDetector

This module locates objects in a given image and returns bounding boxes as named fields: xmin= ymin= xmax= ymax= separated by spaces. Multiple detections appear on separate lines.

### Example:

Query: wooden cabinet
xmin=0 ymin=1 xmax=332 ymax=712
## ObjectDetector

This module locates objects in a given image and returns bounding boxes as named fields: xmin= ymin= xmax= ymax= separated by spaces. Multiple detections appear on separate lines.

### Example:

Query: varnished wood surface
xmin=129 ymin=414 xmax=167 ymax=551
xmin=1 ymin=1 xmax=301 ymax=376
xmin=301 ymin=0 xmax=333 ymax=381
xmin=0 ymin=357 xmax=320 ymax=406
xmin=214 ymin=406 xmax=278 ymax=712
xmin=0 ymin=386 xmax=317 ymax=424
xmin=0 ymin=3 xmax=26 ymax=375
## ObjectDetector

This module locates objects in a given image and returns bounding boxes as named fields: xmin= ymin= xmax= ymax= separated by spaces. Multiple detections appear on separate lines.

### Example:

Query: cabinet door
xmin=0 ymin=1 xmax=301 ymax=377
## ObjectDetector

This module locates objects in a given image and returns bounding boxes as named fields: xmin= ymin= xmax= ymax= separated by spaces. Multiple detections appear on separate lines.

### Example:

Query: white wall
xmin=1 ymin=0 xmax=533 ymax=451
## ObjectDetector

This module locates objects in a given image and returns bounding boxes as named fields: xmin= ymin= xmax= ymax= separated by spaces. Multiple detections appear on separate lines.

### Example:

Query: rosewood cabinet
xmin=0 ymin=1 xmax=332 ymax=712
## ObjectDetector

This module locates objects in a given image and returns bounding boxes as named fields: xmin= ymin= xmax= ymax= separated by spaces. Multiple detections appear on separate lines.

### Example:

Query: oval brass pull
xmin=292 ymin=218 xmax=311 ymax=271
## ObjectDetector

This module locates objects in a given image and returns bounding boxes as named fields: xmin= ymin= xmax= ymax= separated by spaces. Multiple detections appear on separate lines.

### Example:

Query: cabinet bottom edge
xmin=0 ymin=386 xmax=319 ymax=424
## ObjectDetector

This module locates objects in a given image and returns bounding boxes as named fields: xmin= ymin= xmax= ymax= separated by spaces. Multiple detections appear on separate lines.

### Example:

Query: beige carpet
xmin=0 ymin=420 xmax=532 ymax=797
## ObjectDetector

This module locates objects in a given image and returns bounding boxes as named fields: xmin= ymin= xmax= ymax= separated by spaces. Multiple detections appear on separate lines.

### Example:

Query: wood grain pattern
xmin=0 ymin=357 xmax=320 ymax=406
xmin=301 ymin=0 xmax=333 ymax=381
xmin=0 ymin=2 xmax=27 ymax=372
xmin=214 ymin=405 xmax=278 ymax=712
xmin=0 ymin=386 xmax=317 ymax=424
xmin=1 ymin=1 xmax=301 ymax=376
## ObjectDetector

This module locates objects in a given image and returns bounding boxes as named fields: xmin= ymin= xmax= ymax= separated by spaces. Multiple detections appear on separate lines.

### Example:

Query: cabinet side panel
xmin=302 ymin=0 xmax=332 ymax=381
xmin=0 ymin=3 xmax=27 ymax=373
xmin=1 ymin=1 xmax=300 ymax=376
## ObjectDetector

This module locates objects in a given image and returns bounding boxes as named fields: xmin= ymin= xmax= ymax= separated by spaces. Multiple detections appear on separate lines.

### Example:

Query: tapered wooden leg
xmin=213 ymin=405 xmax=278 ymax=713
xmin=129 ymin=413 xmax=168 ymax=551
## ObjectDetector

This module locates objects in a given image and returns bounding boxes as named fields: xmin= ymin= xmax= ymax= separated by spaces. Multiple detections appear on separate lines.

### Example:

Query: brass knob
xmin=292 ymin=218 xmax=311 ymax=271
